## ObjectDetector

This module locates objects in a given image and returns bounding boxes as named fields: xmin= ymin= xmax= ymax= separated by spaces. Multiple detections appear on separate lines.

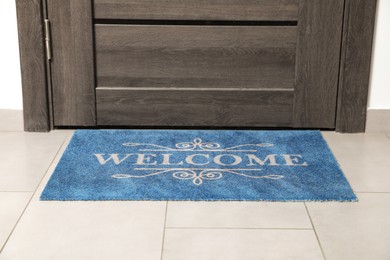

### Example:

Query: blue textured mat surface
xmin=41 ymin=130 xmax=357 ymax=201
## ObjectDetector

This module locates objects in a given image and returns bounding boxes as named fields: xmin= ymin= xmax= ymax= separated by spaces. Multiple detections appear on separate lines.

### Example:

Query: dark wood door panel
xmin=95 ymin=25 xmax=297 ymax=90
xmin=16 ymin=0 xmax=50 ymax=131
xmin=93 ymin=0 xmax=299 ymax=21
xmin=48 ymin=0 xmax=96 ymax=126
xmin=293 ymin=0 xmax=345 ymax=128
xmin=96 ymin=89 xmax=294 ymax=126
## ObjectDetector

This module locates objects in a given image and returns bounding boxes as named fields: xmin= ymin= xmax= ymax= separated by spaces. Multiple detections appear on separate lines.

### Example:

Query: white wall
xmin=0 ymin=0 xmax=23 ymax=110
xmin=368 ymin=0 xmax=390 ymax=109
xmin=0 ymin=0 xmax=388 ymax=110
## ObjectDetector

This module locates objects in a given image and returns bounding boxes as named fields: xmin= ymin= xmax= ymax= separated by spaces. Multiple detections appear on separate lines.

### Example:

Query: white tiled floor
xmin=0 ymin=110 xmax=389 ymax=260
xmin=321 ymin=132 xmax=390 ymax=192
xmin=0 ymin=131 xmax=69 ymax=191
xmin=166 ymin=201 xmax=312 ymax=229
xmin=0 ymin=192 xmax=32 ymax=248
xmin=163 ymin=229 xmax=323 ymax=260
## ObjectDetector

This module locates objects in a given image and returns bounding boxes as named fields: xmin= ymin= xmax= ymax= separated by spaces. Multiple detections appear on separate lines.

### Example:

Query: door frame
xmin=15 ymin=0 xmax=377 ymax=133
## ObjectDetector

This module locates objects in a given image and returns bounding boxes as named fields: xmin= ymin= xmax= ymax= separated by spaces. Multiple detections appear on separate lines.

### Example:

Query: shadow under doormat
xmin=40 ymin=130 xmax=357 ymax=201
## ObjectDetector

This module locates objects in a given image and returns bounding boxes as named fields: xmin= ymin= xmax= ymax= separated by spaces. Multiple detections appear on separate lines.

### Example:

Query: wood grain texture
xmin=336 ymin=0 xmax=377 ymax=133
xmin=293 ymin=0 xmax=345 ymax=128
xmin=16 ymin=0 xmax=50 ymax=132
xmin=94 ymin=0 xmax=299 ymax=21
xmin=96 ymin=25 xmax=297 ymax=90
xmin=96 ymin=88 xmax=293 ymax=126
xmin=48 ymin=0 xmax=96 ymax=126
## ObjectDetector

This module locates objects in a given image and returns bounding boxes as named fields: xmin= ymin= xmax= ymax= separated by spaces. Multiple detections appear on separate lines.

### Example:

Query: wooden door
xmin=48 ymin=0 xmax=345 ymax=128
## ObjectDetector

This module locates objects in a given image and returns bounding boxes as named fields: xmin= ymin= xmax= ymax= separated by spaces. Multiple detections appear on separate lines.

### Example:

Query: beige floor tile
xmin=0 ymin=200 xmax=166 ymax=260
xmin=0 ymin=192 xmax=32 ymax=249
xmin=321 ymin=132 xmax=390 ymax=192
xmin=306 ymin=193 xmax=390 ymax=260
xmin=166 ymin=201 xmax=311 ymax=229
xmin=163 ymin=229 xmax=323 ymax=260
xmin=0 ymin=159 xmax=167 ymax=260
xmin=365 ymin=109 xmax=390 ymax=133
xmin=0 ymin=110 xmax=23 ymax=132
xmin=0 ymin=131 xmax=68 ymax=191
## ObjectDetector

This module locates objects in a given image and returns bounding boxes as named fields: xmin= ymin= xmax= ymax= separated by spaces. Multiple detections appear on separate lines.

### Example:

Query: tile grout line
xmin=160 ymin=201 xmax=169 ymax=260
xmin=165 ymin=227 xmax=313 ymax=230
xmin=304 ymin=203 xmax=327 ymax=260
xmin=0 ymin=135 xmax=69 ymax=255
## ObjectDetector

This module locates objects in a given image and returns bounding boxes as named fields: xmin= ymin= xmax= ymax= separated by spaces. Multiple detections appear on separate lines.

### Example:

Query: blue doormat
xmin=40 ymin=130 xmax=357 ymax=201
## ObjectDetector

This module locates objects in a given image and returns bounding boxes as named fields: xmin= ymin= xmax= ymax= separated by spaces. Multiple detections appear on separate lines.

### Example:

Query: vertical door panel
xmin=336 ymin=0 xmax=377 ymax=132
xmin=293 ymin=0 xmax=345 ymax=128
xmin=16 ymin=0 xmax=50 ymax=131
xmin=48 ymin=0 xmax=96 ymax=126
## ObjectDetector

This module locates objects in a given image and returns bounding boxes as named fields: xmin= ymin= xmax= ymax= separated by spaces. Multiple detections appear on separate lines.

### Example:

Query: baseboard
xmin=366 ymin=109 xmax=390 ymax=132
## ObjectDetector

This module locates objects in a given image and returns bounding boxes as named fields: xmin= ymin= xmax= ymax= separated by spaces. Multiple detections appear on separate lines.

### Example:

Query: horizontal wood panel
xmin=93 ymin=0 xmax=299 ymax=21
xmin=96 ymin=88 xmax=293 ymax=126
xmin=95 ymin=25 xmax=297 ymax=89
